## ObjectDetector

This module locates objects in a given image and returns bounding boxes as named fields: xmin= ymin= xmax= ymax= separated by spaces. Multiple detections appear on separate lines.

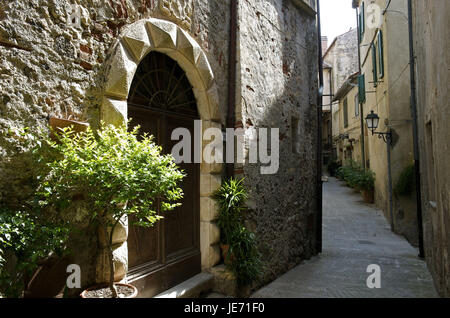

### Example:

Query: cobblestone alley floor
xmin=251 ymin=177 xmax=438 ymax=298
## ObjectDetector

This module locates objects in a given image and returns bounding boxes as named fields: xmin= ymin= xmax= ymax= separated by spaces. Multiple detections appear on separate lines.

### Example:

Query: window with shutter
xmin=358 ymin=74 xmax=366 ymax=103
xmin=378 ymin=30 xmax=384 ymax=79
xmin=372 ymin=43 xmax=378 ymax=87
xmin=358 ymin=12 xmax=362 ymax=43
xmin=361 ymin=2 xmax=365 ymax=35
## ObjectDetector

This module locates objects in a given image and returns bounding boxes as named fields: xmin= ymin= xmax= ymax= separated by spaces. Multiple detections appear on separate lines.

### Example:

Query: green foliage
xmin=213 ymin=178 xmax=248 ymax=245
xmin=0 ymin=207 xmax=70 ymax=298
xmin=228 ymin=227 xmax=262 ymax=288
xmin=33 ymin=122 xmax=185 ymax=228
xmin=394 ymin=164 xmax=415 ymax=197
xmin=327 ymin=160 xmax=341 ymax=177
xmin=30 ymin=121 xmax=185 ymax=296
xmin=337 ymin=162 xmax=375 ymax=192
xmin=358 ymin=169 xmax=375 ymax=192
xmin=213 ymin=178 xmax=261 ymax=288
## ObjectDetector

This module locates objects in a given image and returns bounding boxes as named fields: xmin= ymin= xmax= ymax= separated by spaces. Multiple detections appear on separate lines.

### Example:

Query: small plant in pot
xmin=213 ymin=178 xmax=262 ymax=293
xmin=213 ymin=178 xmax=248 ymax=265
xmin=358 ymin=169 xmax=375 ymax=203
xmin=34 ymin=122 xmax=185 ymax=298
xmin=0 ymin=206 xmax=70 ymax=298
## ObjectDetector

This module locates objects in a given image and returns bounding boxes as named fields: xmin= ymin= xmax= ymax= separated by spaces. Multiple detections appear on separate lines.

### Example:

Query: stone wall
xmin=0 ymin=0 xmax=230 ymax=295
xmin=0 ymin=0 xmax=230 ymax=199
xmin=413 ymin=0 xmax=450 ymax=297
xmin=236 ymin=0 xmax=319 ymax=285
xmin=323 ymin=28 xmax=358 ymax=98
xmin=0 ymin=0 xmax=319 ymax=295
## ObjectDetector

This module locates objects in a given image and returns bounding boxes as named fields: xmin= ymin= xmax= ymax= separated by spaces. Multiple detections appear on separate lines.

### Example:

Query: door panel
xmin=127 ymin=106 xmax=200 ymax=297
xmin=165 ymin=116 xmax=199 ymax=258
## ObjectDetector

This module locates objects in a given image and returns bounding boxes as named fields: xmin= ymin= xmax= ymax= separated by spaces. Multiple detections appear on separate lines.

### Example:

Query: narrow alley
xmin=251 ymin=177 xmax=438 ymax=298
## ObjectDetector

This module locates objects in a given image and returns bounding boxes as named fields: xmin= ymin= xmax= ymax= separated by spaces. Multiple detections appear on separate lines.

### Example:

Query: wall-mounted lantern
xmin=365 ymin=110 xmax=392 ymax=144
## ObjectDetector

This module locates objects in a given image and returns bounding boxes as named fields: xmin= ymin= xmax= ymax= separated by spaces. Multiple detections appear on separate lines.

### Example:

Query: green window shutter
xmin=378 ymin=30 xmax=385 ymax=79
xmin=358 ymin=74 xmax=366 ymax=103
xmin=344 ymin=98 xmax=349 ymax=128
xmin=372 ymin=43 xmax=378 ymax=87
xmin=361 ymin=2 xmax=365 ymax=35
xmin=358 ymin=13 xmax=362 ymax=43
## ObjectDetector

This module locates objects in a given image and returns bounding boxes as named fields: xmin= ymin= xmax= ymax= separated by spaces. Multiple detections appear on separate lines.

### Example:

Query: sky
xmin=320 ymin=0 xmax=357 ymax=45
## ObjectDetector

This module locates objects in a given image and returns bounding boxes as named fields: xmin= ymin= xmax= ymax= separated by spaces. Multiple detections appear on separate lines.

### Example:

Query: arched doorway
xmin=99 ymin=18 xmax=223 ymax=292
xmin=127 ymin=51 xmax=200 ymax=297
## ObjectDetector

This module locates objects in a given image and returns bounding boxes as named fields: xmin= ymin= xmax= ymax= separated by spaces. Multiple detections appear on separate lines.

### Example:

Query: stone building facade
xmin=354 ymin=0 xmax=418 ymax=245
xmin=321 ymin=28 xmax=359 ymax=167
xmin=412 ymin=0 xmax=450 ymax=298
xmin=333 ymin=72 xmax=362 ymax=165
xmin=0 ymin=0 xmax=319 ymax=297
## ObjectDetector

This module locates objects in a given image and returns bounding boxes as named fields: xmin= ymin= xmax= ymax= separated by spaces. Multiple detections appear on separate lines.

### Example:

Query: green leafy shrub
xmin=228 ymin=227 xmax=262 ymax=288
xmin=33 ymin=122 xmax=185 ymax=297
xmin=213 ymin=178 xmax=261 ymax=288
xmin=357 ymin=169 xmax=375 ymax=192
xmin=213 ymin=178 xmax=248 ymax=245
xmin=394 ymin=164 xmax=415 ymax=197
xmin=336 ymin=162 xmax=375 ymax=192
xmin=0 ymin=207 xmax=70 ymax=298
xmin=327 ymin=160 xmax=341 ymax=177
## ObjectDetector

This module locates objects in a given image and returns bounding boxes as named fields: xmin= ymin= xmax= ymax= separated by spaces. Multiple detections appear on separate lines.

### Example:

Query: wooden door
xmin=126 ymin=52 xmax=200 ymax=297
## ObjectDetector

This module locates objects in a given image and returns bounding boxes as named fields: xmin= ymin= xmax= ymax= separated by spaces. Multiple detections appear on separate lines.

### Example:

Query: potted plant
xmin=213 ymin=178 xmax=262 ymax=293
xmin=48 ymin=112 xmax=90 ymax=141
xmin=358 ymin=170 xmax=375 ymax=203
xmin=33 ymin=122 xmax=185 ymax=298
xmin=213 ymin=178 xmax=247 ymax=265
xmin=327 ymin=160 xmax=341 ymax=177
xmin=0 ymin=207 xmax=70 ymax=298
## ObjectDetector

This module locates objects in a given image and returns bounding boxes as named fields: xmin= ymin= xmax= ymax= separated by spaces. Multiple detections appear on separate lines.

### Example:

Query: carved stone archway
xmin=96 ymin=18 xmax=222 ymax=284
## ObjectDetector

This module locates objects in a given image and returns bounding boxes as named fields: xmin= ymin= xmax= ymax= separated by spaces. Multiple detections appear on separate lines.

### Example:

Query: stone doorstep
xmin=153 ymin=272 xmax=214 ymax=298
xmin=207 ymin=264 xmax=240 ymax=297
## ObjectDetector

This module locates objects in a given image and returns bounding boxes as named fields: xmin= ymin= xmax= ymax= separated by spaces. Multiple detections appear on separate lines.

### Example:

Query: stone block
xmin=98 ymin=215 xmax=128 ymax=247
xmin=104 ymin=43 xmax=137 ymax=100
xmin=101 ymin=97 xmax=127 ymax=126
xmin=146 ymin=19 xmax=177 ymax=50
xmin=121 ymin=20 xmax=153 ymax=62
xmin=95 ymin=242 xmax=128 ymax=284
xmin=207 ymin=264 xmax=238 ymax=297
xmin=200 ymin=174 xmax=222 ymax=197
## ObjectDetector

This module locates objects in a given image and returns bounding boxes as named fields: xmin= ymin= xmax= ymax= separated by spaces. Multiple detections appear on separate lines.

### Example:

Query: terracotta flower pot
xmin=49 ymin=117 xmax=89 ymax=140
xmin=220 ymin=243 xmax=234 ymax=266
xmin=80 ymin=283 xmax=138 ymax=298
xmin=361 ymin=189 xmax=374 ymax=204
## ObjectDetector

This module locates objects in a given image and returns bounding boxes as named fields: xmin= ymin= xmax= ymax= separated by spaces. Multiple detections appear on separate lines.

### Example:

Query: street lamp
xmin=365 ymin=111 xmax=392 ymax=144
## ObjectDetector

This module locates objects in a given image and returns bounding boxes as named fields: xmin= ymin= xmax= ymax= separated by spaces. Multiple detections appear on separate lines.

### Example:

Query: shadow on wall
xmin=236 ymin=0 xmax=319 ymax=287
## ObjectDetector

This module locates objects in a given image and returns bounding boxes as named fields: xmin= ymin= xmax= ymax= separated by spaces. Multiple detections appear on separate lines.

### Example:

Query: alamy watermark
xmin=366 ymin=264 xmax=381 ymax=289
xmin=67 ymin=4 xmax=81 ymax=28
xmin=171 ymin=121 xmax=280 ymax=175
xmin=66 ymin=264 xmax=81 ymax=289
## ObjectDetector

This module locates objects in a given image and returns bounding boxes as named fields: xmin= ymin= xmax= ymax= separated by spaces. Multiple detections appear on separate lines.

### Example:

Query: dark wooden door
xmin=126 ymin=52 xmax=200 ymax=297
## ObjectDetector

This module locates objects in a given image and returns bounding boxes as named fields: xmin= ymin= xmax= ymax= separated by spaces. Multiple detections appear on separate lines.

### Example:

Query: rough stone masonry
xmin=0 ymin=0 xmax=318 ymax=294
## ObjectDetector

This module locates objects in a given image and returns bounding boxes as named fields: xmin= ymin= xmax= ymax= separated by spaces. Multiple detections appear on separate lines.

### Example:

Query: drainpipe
xmin=387 ymin=130 xmax=394 ymax=231
xmin=316 ymin=0 xmax=324 ymax=254
xmin=407 ymin=0 xmax=424 ymax=259
xmin=226 ymin=0 xmax=238 ymax=179
xmin=355 ymin=6 xmax=366 ymax=171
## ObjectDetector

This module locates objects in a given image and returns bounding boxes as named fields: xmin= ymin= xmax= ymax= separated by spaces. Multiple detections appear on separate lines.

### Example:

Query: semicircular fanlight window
xmin=128 ymin=51 xmax=198 ymax=118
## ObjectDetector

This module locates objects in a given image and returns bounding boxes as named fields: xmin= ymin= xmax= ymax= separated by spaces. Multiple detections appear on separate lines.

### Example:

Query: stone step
xmin=153 ymin=272 xmax=214 ymax=298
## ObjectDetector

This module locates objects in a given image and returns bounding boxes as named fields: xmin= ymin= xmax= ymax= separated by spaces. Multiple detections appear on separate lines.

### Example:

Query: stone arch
xmin=97 ymin=18 xmax=222 ymax=283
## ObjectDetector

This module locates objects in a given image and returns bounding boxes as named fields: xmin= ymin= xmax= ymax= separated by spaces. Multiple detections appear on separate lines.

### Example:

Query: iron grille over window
xmin=128 ymin=52 xmax=199 ymax=118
